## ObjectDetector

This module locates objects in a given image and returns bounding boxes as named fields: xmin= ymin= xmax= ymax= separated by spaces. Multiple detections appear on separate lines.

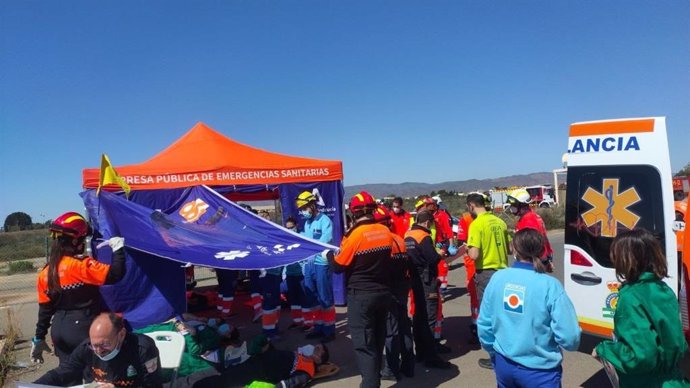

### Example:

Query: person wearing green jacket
xmin=135 ymin=315 xmax=241 ymax=377
xmin=593 ymin=229 xmax=689 ymax=387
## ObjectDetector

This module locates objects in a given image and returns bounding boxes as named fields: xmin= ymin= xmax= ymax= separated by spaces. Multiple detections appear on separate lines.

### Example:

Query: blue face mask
xmin=95 ymin=337 xmax=122 ymax=361
xmin=300 ymin=210 xmax=313 ymax=219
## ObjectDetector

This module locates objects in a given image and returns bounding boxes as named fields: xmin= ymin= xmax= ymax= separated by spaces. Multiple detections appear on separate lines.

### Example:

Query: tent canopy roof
xmin=83 ymin=122 xmax=343 ymax=191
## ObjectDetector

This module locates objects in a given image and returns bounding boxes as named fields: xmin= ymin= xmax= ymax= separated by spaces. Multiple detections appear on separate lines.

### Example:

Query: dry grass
xmin=0 ymin=229 xmax=47 ymax=262
xmin=0 ymin=309 xmax=21 ymax=387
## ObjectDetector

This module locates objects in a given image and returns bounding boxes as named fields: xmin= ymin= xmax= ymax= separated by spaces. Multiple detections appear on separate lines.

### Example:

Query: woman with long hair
xmin=31 ymin=211 xmax=126 ymax=368
xmin=593 ymin=228 xmax=688 ymax=387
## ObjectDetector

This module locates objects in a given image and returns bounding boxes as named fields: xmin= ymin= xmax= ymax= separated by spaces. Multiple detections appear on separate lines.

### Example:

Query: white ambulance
xmin=563 ymin=117 xmax=689 ymax=339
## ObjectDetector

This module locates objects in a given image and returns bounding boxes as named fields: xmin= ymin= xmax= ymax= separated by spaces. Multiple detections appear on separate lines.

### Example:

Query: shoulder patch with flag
xmin=503 ymin=283 xmax=525 ymax=314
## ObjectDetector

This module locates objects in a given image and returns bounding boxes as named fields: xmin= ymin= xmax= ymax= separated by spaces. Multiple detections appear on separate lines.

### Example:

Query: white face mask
xmin=299 ymin=209 xmax=313 ymax=219
xmin=392 ymin=207 xmax=402 ymax=214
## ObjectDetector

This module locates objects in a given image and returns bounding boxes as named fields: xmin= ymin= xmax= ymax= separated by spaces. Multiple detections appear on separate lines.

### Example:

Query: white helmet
xmin=507 ymin=188 xmax=532 ymax=206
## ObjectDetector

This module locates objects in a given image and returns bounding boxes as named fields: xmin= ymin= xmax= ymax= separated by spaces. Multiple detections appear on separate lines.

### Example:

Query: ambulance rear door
xmin=564 ymin=117 xmax=677 ymax=338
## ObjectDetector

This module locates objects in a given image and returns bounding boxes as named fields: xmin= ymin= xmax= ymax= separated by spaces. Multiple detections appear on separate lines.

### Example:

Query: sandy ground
xmin=1 ymin=232 xmax=617 ymax=387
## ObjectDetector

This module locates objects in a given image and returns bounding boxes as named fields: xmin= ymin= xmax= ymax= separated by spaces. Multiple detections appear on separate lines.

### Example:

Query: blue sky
xmin=1 ymin=1 xmax=689 ymax=224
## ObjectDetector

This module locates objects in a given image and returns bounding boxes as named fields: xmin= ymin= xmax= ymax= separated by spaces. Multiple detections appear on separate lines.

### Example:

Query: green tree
xmin=4 ymin=212 xmax=33 ymax=232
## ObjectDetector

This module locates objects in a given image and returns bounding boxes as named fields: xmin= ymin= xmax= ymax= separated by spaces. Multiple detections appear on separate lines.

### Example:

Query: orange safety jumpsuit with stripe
xmin=457 ymin=212 xmax=478 ymax=324
xmin=434 ymin=210 xmax=453 ymax=296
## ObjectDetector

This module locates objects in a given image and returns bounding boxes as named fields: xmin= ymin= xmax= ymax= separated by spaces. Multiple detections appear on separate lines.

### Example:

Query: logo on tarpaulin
xmin=179 ymin=198 xmax=210 ymax=223
xmin=581 ymin=178 xmax=641 ymax=238
xmin=503 ymin=284 xmax=525 ymax=314
xmin=273 ymin=243 xmax=300 ymax=254
xmin=215 ymin=250 xmax=250 ymax=261
xmin=602 ymin=281 xmax=620 ymax=319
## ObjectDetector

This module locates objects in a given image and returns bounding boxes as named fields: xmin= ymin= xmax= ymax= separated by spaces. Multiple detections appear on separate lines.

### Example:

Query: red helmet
xmin=50 ymin=212 xmax=90 ymax=239
xmin=373 ymin=205 xmax=391 ymax=224
xmin=349 ymin=191 xmax=376 ymax=212
xmin=423 ymin=197 xmax=436 ymax=205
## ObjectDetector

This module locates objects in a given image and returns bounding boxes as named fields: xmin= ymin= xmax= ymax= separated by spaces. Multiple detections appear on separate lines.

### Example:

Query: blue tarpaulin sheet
xmin=80 ymin=185 xmax=337 ymax=327
xmin=82 ymin=186 xmax=336 ymax=269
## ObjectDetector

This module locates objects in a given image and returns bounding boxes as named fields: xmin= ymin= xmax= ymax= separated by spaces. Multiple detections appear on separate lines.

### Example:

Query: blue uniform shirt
xmin=301 ymin=213 xmax=333 ymax=265
xmin=477 ymin=261 xmax=581 ymax=369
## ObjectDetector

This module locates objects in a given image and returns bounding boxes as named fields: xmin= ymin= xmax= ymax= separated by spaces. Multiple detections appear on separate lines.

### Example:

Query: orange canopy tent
xmin=82 ymin=122 xmax=343 ymax=191
xmin=82 ymin=122 xmax=348 ymax=304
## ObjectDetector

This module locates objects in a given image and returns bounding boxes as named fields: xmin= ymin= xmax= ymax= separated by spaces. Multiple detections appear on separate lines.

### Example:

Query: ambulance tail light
xmin=570 ymin=250 xmax=593 ymax=267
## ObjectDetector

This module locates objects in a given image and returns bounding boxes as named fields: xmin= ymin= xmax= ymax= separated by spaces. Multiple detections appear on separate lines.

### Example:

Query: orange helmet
xmin=349 ymin=191 xmax=377 ymax=213
xmin=50 ymin=212 xmax=90 ymax=239
xmin=373 ymin=205 xmax=391 ymax=224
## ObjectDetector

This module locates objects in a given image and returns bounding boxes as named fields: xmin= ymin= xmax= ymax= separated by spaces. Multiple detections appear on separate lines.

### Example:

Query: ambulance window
xmin=565 ymin=165 xmax=665 ymax=268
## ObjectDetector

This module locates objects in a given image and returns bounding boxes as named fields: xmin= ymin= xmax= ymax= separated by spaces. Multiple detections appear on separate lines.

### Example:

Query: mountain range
xmin=344 ymin=172 xmax=554 ymax=199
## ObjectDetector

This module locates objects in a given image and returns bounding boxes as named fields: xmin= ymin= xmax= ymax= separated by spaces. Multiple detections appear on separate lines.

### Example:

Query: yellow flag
xmin=97 ymin=154 xmax=131 ymax=196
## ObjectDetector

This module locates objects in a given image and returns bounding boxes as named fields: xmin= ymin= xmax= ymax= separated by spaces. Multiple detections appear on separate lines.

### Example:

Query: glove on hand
xmin=448 ymin=245 xmax=458 ymax=256
xmin=96 ymin=237 xmax=125 ymax=251
xmin=322 ymin=249 xmax=336 ymax=262
xmin=30 ymin=338 xmax=51 ymax=363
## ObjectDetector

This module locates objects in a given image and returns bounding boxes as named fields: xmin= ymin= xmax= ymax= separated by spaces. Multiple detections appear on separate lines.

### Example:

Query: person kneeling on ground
xmin=33 ymin=312 xmax=162 ymax=388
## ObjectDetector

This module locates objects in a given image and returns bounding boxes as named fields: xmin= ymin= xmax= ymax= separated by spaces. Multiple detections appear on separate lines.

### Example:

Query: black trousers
xmin=51 ymin=309 xmax=95 ymax=362
xmin=383 ymin=288 xmax=415 ymax=377
xmin=347 ymin=289 xmax=391 ymax=388
xmin=425 ymin=281 xmax=440 ymax=337
xmin=410 ymin=273 xmax=439 ymax=362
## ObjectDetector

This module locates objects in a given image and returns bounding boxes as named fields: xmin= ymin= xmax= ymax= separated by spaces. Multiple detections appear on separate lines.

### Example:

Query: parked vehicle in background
xmin=673 ymin=176 xmax=690 ymax=201
xmin=525 ymin=185 xmax=557 ymax=208
xmin=488 ymin=190 xmax=510 ymax=211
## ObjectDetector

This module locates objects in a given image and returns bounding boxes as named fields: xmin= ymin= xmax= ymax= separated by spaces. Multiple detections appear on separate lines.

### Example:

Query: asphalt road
xmin=4 ymin=230 xmax=613 ymax=387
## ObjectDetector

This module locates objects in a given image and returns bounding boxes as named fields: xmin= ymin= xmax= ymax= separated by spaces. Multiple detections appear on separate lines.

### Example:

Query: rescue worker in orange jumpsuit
xmin=389 ymin=197 xmax=412 ymax=238
xmin=329 ymin=191 xmax=393 ymax=388
xmin=373 ymin=206 xmax=415 ymax=381
xmin=424 ymin=197 xmax=453 ymax=298
xmin=31 ymin=212 xmax=127 ymax=370
xmin=457 ymin=209 xmax=478 ymax=343
xmin=506 ymin=188 xmax=554 ymax=272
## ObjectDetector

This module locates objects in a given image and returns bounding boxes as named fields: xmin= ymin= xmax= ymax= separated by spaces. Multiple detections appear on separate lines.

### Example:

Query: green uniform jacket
xmin=135 ymin=322 xmax=218 ymax=377
xmin=595 ymin=273 xmax=689 ymax=387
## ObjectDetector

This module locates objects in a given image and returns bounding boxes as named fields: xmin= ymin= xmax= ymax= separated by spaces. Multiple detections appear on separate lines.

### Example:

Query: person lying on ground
xmin=134 ymin=313 xmax=244 ymax=379
xmin=191 ymin=334 xmax=330 ymax=388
